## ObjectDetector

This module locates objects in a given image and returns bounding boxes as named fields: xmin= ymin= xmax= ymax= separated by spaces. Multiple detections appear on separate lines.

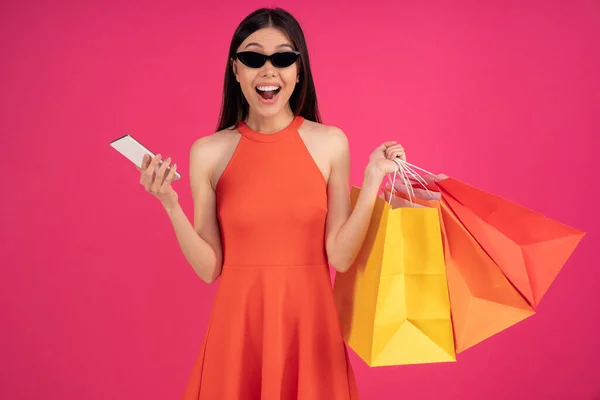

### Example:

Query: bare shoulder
xmin=190 ymin=127 xmax=238 ymax=159
xmin=300 ymin=119 xmax=349 ymax=158
xmin=190 ymin=127 xmax=242 ymax=190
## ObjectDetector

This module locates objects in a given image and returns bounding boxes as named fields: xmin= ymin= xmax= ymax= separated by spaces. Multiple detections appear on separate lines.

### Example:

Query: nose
xmin=260 ymin=60 xmax=277 ymax=77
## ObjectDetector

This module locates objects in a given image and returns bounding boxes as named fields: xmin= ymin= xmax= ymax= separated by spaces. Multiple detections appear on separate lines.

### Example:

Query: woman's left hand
xmin=367 ymin=141 xmax=406 ymax=178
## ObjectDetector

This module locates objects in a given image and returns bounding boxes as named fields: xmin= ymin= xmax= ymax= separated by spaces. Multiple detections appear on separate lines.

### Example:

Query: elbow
xmin=195 ymin=259 xmax=222 ymax=284
xmin=328 ymin=253 xmax=354 ymax=274
xmin=327 ymin=239 xmax=359 ymax=273
xmin=200 ymin=272 xmax=220 ymax=285
xmin=332 ymin=263 xmax=352 ymax=273
xmin=202 ymin=271 xmax=220 ymax=284
xmin=203 ymin=264 xmax=222 ymax=284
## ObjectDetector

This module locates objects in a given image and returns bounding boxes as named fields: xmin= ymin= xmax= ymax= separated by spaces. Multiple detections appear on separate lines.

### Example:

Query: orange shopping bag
xmin=385 ymin=182 xmax=534 ymax=353
xmin=435 ymin=178 xmax=585 ymax=308
xmin=392 ymin=160 xmax=585 ymax=308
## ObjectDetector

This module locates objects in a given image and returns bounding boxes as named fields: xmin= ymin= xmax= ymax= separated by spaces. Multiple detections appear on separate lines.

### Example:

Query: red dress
xmin=183 ymin=116 xmax=360 ymax=399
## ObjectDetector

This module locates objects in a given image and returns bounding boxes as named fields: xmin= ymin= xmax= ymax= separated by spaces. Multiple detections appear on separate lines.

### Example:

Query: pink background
xmin=2 ymin=0 xmax=599 ymax=399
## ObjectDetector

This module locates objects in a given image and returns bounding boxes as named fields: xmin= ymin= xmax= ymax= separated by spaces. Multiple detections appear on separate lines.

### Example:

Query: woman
xmin=139 ymin=7 xmax=405 ymax=400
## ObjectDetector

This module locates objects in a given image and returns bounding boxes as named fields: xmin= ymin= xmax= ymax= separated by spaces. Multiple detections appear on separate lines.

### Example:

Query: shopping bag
xmin=385 ymin=183 xmax=535 ymax=353
xmin=333 ymin=185 xmax=456 ymax=366
xmin=392 ymin=161 xmax=585 ymax=308
xmin=436 ymin=178 xmax=585 ymax=307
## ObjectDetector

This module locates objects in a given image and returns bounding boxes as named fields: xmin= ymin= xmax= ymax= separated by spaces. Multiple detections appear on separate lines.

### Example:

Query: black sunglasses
xmin=235 ymin=51 xmax=301 ymax=69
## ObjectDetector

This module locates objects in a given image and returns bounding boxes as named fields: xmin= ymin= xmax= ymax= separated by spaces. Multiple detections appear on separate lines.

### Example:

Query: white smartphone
xmin=110 ymin=134 xmax=182 ymax=181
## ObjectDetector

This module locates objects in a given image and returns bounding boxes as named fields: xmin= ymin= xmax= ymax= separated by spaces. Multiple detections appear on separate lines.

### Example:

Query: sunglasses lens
xmin=272 ymin=52 xmax=300 ymax=68
xmin=236 ymin=51 xmax=299 ymax=68
xmin=237 ymin=52 xmax=266 ymax=68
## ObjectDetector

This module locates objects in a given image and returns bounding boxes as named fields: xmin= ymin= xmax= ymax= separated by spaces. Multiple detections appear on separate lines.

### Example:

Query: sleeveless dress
xmin=182 ymin=116 xmax=360 ymax=399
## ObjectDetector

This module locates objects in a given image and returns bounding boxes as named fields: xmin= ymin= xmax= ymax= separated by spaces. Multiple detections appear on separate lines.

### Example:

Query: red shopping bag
xmin=436 ymin=178 xmax=585 ymax=307
xmin=390 ymin=161 xmax=585 ymax=308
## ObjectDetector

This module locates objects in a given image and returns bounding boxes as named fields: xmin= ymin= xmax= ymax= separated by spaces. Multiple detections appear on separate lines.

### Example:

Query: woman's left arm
xmin=324 ymin=128 xmax=405 ymax=273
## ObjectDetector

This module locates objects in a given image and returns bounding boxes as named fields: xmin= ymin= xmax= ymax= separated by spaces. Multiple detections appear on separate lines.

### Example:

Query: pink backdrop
xmin=2 ymin=0 xmax=599 ymax=399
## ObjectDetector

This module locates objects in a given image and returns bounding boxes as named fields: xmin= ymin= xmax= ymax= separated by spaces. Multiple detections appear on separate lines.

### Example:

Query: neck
xmin=245 ymin=106 xmax=295 ymax=134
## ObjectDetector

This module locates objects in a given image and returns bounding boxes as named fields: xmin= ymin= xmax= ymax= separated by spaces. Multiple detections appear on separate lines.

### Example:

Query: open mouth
xmin=255 ymin=85 xmax=281 ymax=101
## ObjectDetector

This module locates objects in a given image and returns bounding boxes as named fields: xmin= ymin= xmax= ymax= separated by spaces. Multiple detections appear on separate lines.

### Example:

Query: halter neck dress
xmin=183 ymin=116 xmax=360 ymax=399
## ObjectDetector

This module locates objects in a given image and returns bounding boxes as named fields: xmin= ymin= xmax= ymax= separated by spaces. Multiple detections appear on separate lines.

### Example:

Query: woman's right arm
xmin=161 ymin=137 xmax=223 ymax=284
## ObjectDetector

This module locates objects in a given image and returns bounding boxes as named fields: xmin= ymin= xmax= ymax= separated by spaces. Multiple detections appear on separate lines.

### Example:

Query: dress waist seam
xmin=223 ymin=262 xmax=328 ymax=268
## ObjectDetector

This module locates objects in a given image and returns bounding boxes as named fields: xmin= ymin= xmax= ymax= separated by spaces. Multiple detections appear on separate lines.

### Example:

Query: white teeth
xmin=256 ymin=85 xmax=280 ymax=91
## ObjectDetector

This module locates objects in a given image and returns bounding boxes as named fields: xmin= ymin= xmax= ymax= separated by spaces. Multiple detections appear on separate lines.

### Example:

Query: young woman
xmin=139 ymin=7 xmax=405 ymax=400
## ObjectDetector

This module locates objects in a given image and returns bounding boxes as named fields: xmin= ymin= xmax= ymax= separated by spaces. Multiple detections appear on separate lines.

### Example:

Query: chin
xmin=252 ymin=97 xmax=292 ymax=118
xmin=253 ymin=104 xmax=285 ymax=118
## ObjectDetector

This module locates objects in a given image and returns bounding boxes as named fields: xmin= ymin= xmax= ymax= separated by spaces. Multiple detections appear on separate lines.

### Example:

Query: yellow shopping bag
xmin=333 ymin=186 xmax=456 ymax=366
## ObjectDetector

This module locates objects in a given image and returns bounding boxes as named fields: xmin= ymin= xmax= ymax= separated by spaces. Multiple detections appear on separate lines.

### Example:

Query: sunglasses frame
xmin=235 ymin=50 xmax=301 ymax=69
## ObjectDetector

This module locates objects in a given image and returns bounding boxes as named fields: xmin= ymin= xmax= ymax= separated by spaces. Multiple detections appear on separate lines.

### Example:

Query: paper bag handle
xmin=386 ymin=158 xmax=436 ymax=206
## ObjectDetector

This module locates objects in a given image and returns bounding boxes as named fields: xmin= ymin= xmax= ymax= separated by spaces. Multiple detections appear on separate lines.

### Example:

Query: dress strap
xmin=237 ymin=116 xmax=304 ymax=143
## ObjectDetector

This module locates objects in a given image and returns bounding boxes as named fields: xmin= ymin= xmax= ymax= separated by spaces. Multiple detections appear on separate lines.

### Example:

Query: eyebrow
xmin=244 ymin=42 xmax=294 ymax=50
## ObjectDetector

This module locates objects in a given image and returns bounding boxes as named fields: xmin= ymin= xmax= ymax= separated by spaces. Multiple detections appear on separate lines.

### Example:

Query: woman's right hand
xmin=139 ymin=154 xmax=179 ymax=209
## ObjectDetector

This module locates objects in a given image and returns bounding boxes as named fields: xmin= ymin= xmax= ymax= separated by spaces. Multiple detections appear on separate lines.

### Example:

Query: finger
xmin=143 ymin=154 xmax=162 ymax=190
xmin=140 ymin=160 xmax=149 ymax=186
xmin=384 ymin=145 xmax=405 ymax=158
xmin=389 ymin=153 xmax=406 ymax=163
xmin=385 ymin=149 xmax=406 ymax=160
xmin=160 ymin=159 xmax=175 ymax=187
xmin=152 ymin=156 xmax=171 ymax=191
xmin=376 ymin=141 xmax=397 ymax=150
xmin=138 ymin=154 xmax=149 ymax=182
xmin=384 ymin=144 xmax=404 ymax=153
xmin=162 ymin=163 xmax=177 ymax=189
xmin=145 ymin=154 xmax=162 ymax=177
xmin=141 ymin=154 xmax=152 ymax=170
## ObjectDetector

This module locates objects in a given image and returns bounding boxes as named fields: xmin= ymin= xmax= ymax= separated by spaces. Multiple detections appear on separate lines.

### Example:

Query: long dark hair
xmin=216 ymin=8 xmax=322 ymax=131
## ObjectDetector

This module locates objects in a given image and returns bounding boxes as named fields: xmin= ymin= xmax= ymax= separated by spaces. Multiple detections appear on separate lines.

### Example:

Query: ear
xmin=231 ymin=58 xmax=239 ymax=82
